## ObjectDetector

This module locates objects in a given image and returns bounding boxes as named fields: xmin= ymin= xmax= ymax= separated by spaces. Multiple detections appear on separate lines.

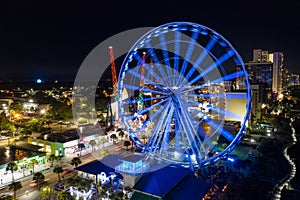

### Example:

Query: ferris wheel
xmin=117 ymin=22 xmax=251 ymax=169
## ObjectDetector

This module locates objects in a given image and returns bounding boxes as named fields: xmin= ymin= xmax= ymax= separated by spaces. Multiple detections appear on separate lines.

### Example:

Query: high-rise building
xmin=271 ymin=52 xmax=284 ymax=94
xmin=245 ymin=49 xmax=284 ymax=103
xmin=253 ymin=49 xmax=272 ymax=63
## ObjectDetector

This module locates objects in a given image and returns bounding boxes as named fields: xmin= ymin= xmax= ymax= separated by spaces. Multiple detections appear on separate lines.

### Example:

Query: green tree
xmin=57 ymin=190 xmax=74 ymax=200
xmin=70 ymin=157 xmax=82 ymax=168
xmin=39 ymin=186 xmax=55 ymax=200
xmin=53 ymin=165 xmax=64 ymax=182
xmin=33 ymin=172 xmax=45 ymax=190
xmin=48 ymin=154 xmax=57 ymax=167
xmin=8 ymin=181 xmax=22 ymax=199
xmin=6 ymin=162 xmax=18 ymax=181
xmin=100 ymin=137 xmax=107 ymax=148
xmin=28 ymin=159 xmax=39 ymax=174
xmin=48 ymin=101 xmax=73 ymax=121
xmin=0 ymin=117 xmax=10 ymax=130
xmin=89 ymin=140 xmax=97 ymax=151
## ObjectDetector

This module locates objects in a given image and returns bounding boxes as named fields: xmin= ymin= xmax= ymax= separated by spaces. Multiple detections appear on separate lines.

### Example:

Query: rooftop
xmin=0 ymin=145 xmax=46 ymax=166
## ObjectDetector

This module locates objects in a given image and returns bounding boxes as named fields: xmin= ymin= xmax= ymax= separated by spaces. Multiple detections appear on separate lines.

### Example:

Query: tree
xmin=89 ymin=140 xmax=97 ymax=151
xmin=48 ymin=154 xmax=57 ymax=167
xmin=39 ymin=186 xmax=54 ymax=200
xmin=100 ymin=137 xmax=107 ymax=148
xmin=6 ymin=162 xmax=18 ymax=181
xmin=124 ymin=141 xmax=131 ymax=150
xmin=57 ymin=191 xmax=74 ymax=200
xmin=33 ymin=172 xmax=45 ymax=190
xmin=70 ymin=157 xmax=82 ymax=168
xmin=8 ymin=181 xmax=22 ymax=199
xmin=117 ymin=128 xmax=125 ymax=140
xmin=53 ymin=165 xmax=64 ymax=182
xmin=110 ymin=134 xmax=117 ymax=143
xmin=28 ymin=159 xmax=39 ymax=174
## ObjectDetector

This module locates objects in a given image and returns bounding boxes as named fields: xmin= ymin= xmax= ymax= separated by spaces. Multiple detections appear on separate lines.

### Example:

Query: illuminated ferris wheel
xmin=117 ymin=22 xmax=251 ymax=169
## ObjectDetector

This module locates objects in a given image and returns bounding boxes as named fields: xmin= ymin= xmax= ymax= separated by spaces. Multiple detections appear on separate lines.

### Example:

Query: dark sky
xmin=1 ymin=0 xmax=300 ymax=82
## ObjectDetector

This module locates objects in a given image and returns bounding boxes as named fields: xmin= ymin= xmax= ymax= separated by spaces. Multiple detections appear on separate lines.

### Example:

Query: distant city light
xmin=36 ymin=79 xmax=42 ymax=84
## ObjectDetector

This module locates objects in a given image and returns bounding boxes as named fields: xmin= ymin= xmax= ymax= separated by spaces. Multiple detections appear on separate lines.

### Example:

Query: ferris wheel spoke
xmin=123 ymin=95 xmax=168 ymax=105
xmin=122 ymin=83 xmax=170 ymax=96
xmin=178 ymin=69 xmax=244 ymax=95
xmin=142 ymin=63 xmax=171 ymax=90
xmin=176 ymin=31 xmax=200 ymax=86
xmin=156 ymin=105 xmax=175 ymax=153
xmin=145 ymin=101 xmax=173 ymax=153
xmin=177 ymin=97 xmax=206 ymax=160
xmin=185 ymin=50 xmax=235 ymax=87
xmin=178 ymin=99 xmax=218 ymax=159
xmin=159 ymin=34 xmax=174 ymax=86
xmin=133 ymin=99 xmax=172 ymax=143
xmin=174 ymin=30 xmax=181 ymax=79
xmin=182 ymin=92 xmax=248 ymax=99
xmin=145 ymin=42 xmax=171 ymax=86
xmin=204 ymin=117 xmax=234 ymax=142
xmin=125 ymin=65 xmax=170 ymax=92
xmin=175 ymin=109 xmax=200 ymax=168
xmin=180 ymin=36 xmax=218 ymax=87
xmin=132 ymin=52 xmax=169 ymax=87
xmin=176 ymin=98 xmax=210 ymax=157
xmin=127 ymin=97 xmax=170 ymax=121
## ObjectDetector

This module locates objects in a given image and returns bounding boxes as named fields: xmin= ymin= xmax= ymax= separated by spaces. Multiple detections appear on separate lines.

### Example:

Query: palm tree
xmin=6 ymin=162 xmax=18 ymax=182
xmin=28 ymin=159 xmax=39 ymax=174
xmin=48 ymin=154 xmax=57 ymax=167
xmin=89 ymin=140 xmax=96 ymax=151
xmin=124 ymin=141 xmax=131 ymax=150
xmin=100 ymin=137 xmax=107 ymax=148
xmin=117 ymin=129 xmax=125 ymax=140
xmin=33 ymin=172 xmax=45 ymax=190
xmin=8 ymin=181 xmax=22 ymax=199
xmin=110 ymin=134 xmax=117 ymax=143
xmin=57 ymin=190 xmax=74 ymax=200
xmin=53 ymin=165 xmax=64 ymax=182
xmin=39 ymin=186 xmax=54 ymax=200
xmin=70 ymin=157 xmax=82 ymax=168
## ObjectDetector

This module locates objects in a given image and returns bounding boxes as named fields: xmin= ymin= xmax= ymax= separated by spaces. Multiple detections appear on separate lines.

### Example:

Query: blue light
xmin=227 ymin=157 xmax=235 ymax=162
xmin=36 ymin=79 xmax=42 ymax=84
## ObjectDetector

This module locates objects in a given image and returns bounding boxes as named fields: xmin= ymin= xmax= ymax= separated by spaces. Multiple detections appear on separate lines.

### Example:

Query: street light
xmin=26 ymin=190 xmax=28 ymax=196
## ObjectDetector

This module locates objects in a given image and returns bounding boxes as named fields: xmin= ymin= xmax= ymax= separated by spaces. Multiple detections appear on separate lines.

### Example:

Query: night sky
xmin=1 ymin=0 xmax=300 ymax=82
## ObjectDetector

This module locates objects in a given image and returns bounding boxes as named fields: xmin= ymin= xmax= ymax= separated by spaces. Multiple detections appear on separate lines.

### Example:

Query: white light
xmin=36 ymin=79 xmax=42 ymax=84
xmin=40 ymin=109 xmax=46 ymax=114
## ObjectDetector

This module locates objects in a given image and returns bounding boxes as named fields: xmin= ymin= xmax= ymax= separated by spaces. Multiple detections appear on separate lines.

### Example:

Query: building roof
xmin=133 ymin=165 xmax=190 ymax=197
xmin=74 ymin=154 xmax=123 ymax=179
xmin=41 ymin=129 xmax=79 ymax=143
xmin=16 ymin=141 xmax=44 ymax=152
xmin=132 ymin=165 xmax=211 ymax=199
xmin=0 ymin=145 xmax=46 ymax=166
